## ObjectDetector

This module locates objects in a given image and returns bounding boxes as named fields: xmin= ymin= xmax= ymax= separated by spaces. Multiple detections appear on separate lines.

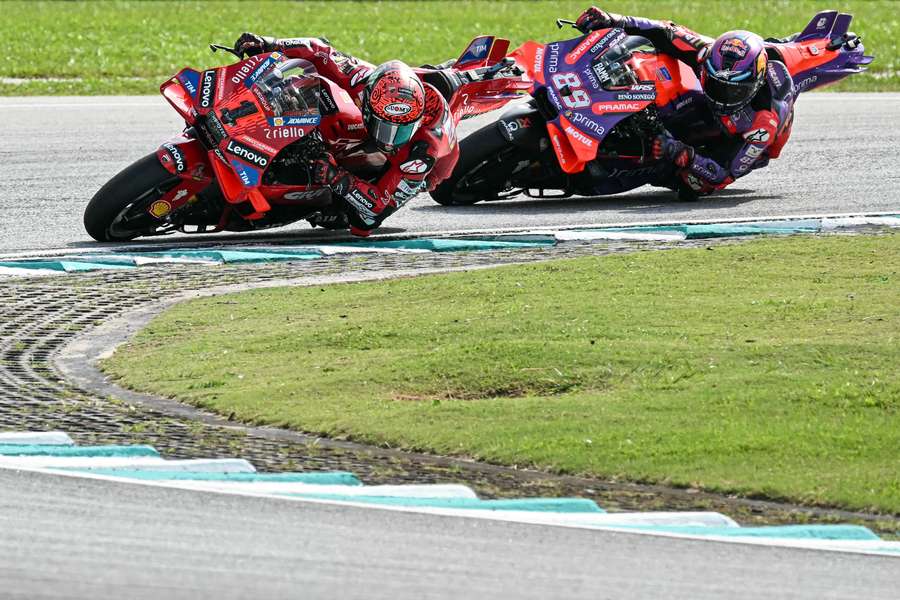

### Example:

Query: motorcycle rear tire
xmin=430 ymin=123 xmax=517 ymax=206
xmin=83 ymin=153 xmax=179 ymax=242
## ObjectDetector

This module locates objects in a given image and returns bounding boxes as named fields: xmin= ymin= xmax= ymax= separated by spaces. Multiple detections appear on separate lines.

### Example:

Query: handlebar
xmin=556 ymin=18 xmax=579 ymax=30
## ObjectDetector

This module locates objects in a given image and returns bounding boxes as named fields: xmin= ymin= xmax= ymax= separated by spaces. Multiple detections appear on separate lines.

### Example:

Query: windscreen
xmin=254 ymin=58 xmax=322 ymax=119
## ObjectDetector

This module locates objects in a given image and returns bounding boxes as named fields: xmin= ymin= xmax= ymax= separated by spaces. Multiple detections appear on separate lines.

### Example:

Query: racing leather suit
xmin=267 ymin=37 xmax=459 ymax=235
xmin=583 ymin=16 xmax=796 ymax=194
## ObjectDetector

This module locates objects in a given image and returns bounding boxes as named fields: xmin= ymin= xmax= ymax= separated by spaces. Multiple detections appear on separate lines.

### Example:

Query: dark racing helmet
xmin=699 ymin=31 xmax=768 ymax=115
xmin=361 ymin=61 xmax=426 ymax=152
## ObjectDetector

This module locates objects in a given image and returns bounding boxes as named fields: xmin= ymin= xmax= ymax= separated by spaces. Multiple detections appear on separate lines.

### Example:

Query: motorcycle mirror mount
xmin=209 ymin=43 xmax=243 ymax=59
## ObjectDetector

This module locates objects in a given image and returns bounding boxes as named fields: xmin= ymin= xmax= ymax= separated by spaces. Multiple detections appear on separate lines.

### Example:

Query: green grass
xmin=2 ymin=1 xmax=897 ymax=95
xmin=104 ymin=234 xmax=900 ymax=513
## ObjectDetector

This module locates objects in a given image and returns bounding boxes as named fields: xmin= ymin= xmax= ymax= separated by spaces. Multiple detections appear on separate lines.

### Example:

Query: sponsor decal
xmin=230 ymin=55 xmax=265 ymax=85
xmin=583 ymin=67 xmax=600 ymax=89
xmin=546 ymin=43 xmax=561 ymax=74
xmin=240 ymin=137 xmax=277 ymax=155
xmin=199 ymin=70 xmax=217 ymax=109
xmin=384 ymin=102 xmax=412 ymax=116
xmin=568 ymin=111 xmax=605 ymax=138
xmin=243 ymin=56 xmax=278 ymax=88
xmin=675 ymin=96 xmax=694 ymax=110
xmin=212 ymin=148 xmax=229 ymax=166
xmin=279 ymin=38 xmax=312 ymax=49
xmin=149 ymin=200 xmax=172 ymax=218
xmin=566 ymin=30 xmax=604 ymax=65
xmin=230 ymin=160 xmax=260 ymax=187
xmin=545 ymin=85 xmax=562 ymax=109
xmin=720 ymin=37 xmax=749 ymax=59
xmin=564 ymin=125 xmax=594 ymax=148
xmin=628 ymin=83 xmax=655 ymax=92
xmin=591 ymin=61 xmax=610 ymax=84
xmin=592 ymin=100 xmax=650 ymax=114
xmin=686 ymin=173 xmax=704 ymax=191
xmin=265 ymin=126 xmax=306 ymax=140
xmin=533 ymin=46 xmax=545 ymax=74
xmin=796 ymin=75 xmax=818 ymax=92
xmin=205 ymin=113 xmax=228 ymax=141
xmin=251 ymin=85 xmax=273 ymax=112
xmin=225 ymin=139 xmax=269 ymax=168
xmin=393 ymin=178 xmax=425 ymax=206
xmin=269 ymin=115 xmax=321 ymax=127
xmin=346 ymin=122 xmax=365 ymax=131
xmin=745 ymin=144 xmax=764 ymax=159
xmin=318 ymin=88 xmax=338 ymax=114
xmin=499 ymin=116 xmax=532 ymax=140
xmin=548 ymin=128 xmax=568 ymax=170
xmin=589 ymin=29 xmax=626 ymax=56
xmin=178 ymin=70 xmax=200 ymax=99
xmin=162 ymin=143 xmax=185 ymax=173
xmin=399 ymin=158 xmax=432 ymax=174
xmin=345 ymin=189 xmax=378 ymax=222
xmin=743 ymin=128 xmax=770 ymax=143
xmin=283 ymin=189 xmax=324 ymax=201
xmin=459 ymin=36 xmax=492 ymax=64
xmin=816 ymin=17 xmax=828 ymax=30
xmin=656 ymin=66 xmax=672 ymax=81
xmin=809 ymin=44 xmax=820 ymax=56
xmin=349 ymin=66 xmax=372 ymax=87
xmin=614 ymin=92 xmax=656 ymax=101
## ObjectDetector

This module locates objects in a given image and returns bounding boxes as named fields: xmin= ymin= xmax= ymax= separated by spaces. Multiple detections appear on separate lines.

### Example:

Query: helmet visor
xmin=366 ymin=114 xmax=420 ymax=150
xmin=703 ymin=70 xmax=759 ymax=113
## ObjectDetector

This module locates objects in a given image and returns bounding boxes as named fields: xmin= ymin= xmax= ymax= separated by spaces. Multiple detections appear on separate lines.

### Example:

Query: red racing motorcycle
xmin=84 ymin=37 xmax=528 ymax=242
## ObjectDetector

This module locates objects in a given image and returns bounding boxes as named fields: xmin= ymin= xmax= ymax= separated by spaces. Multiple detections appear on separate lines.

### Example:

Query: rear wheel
xmin=83 ymin=153 xmax=180 ymax=242
xmin=430 ymin=123 xmax=529 ymax=206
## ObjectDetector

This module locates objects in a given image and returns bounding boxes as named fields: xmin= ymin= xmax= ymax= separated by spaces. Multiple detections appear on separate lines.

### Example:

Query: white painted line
xmin=56 ymin=458 xmax=257 ymax=473
xmin=820 ymin=216 xmax=900 ymax=229
xmin=159 ymin=481 xmax=479 ymax=498
xmin=0 ymin=102 xmax=163 ymax=108
xmin=552 ymin=230 xmax=687 ymax=242
xmin=0 ymin=456 xmax=167 ymax=469
xmin=0 ymin=457 xmax=254 ymax=471
xmin=0 ymin=266 xmax=63 ymax=277
xmin=0 ymin=432 xmax=74 ymax=446
xmin=324 ymin=508 xmax=739 ymax=529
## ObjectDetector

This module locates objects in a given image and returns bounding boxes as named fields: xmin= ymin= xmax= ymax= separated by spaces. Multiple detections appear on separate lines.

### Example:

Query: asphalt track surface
xmin=2 ymin=94 xmax=900 ymax=597
xmin=3 ymin=468 xmax=899 ymax=600
xmin=1 ymin=93 xmax=899 ymax=254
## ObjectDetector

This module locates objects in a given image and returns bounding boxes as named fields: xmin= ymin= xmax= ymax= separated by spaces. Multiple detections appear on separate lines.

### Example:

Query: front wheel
xmin=83 ymin=153 xmax=180 ymax=242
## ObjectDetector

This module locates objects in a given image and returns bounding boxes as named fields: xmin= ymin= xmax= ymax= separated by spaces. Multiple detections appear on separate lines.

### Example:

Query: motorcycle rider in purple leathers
xmin=576 ymin=6 xmax=796 ymax=198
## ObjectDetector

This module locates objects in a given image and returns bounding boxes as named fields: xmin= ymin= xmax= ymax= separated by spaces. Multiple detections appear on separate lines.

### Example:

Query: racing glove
xmin=309 ymin=153 xmax=343 ymax=188
xmin=234 ymin=32 xmax=276 ymax=57
xmin=575 ymin=6 xmax=624 ymax=33
xmin=652 ymin=134 xmax=695 ymax=168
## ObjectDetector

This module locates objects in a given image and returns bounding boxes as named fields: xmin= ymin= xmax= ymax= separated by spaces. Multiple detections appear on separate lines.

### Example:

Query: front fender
xmin=156 ymin=135 xmax=213 ymax=182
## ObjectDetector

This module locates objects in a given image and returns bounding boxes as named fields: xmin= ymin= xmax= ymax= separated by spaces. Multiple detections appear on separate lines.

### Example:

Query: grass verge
xmin=3 ymin=1 xmax=897 ymax=95
xmin=104 ymin=234 xmax=900 ymax=513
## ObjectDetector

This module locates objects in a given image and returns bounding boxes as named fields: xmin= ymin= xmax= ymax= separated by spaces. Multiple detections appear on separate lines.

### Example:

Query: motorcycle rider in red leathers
xmin=575 ymin=7 xmax=796 ymax=197
xmin=235 ymin=33 xmax=459 ymax=236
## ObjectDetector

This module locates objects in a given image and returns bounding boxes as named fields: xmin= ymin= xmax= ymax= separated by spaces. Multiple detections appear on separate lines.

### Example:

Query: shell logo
xmin=149 ymin=200 xmax=172 ymax=218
